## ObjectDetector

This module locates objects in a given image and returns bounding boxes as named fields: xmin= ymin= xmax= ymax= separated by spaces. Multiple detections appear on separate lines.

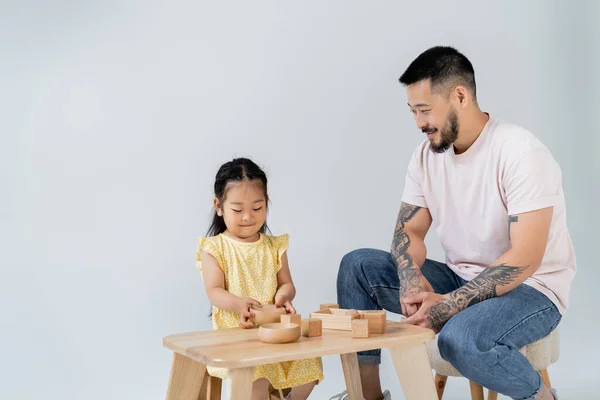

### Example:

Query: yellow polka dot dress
xmin=197 ymin=233 xmax=323 ymax=389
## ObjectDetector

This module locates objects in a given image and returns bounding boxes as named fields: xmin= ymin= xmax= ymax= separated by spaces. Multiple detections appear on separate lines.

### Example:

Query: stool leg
xmin=487 ymin=390 xmax=498 ymax=400
xmin=198 ymin=371 xmax=209 ymax=400
xmin=340 ymin=353 xmax=363 ymax=400
xmin=389 ymin=344 xmax=438 ymax=400
xmin=207 ymin=375 xmax=222 ymax=400
xmin=539 ymin=369 xmax=551 ymax=388
xmin=167 ymin=353 xmax=207 ymax=400
xmin=469 ymin=381 xmax=484 ymax=400
xmin=198 ymin=371 xmax=222 ymax=400
xmin=226 ymin=367 xmax=254 ymax=400
xmin=434 ymin=374 xmax=447 ymax=399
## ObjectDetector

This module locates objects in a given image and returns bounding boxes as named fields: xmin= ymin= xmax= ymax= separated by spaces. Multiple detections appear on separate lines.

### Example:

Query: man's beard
xmin=429 ymin=109 xmax=459 ymax=154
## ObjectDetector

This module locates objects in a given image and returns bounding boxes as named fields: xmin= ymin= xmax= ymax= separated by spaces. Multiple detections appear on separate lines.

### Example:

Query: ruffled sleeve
xmin=197 ymin=236 xmax=225 ymax=274
xmin=274 ymin=234 xmax=289 ymax=271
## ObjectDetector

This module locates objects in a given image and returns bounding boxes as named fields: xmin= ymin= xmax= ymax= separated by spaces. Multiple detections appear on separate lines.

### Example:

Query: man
xmin=332 ymin=46 xmax=575 ymax=400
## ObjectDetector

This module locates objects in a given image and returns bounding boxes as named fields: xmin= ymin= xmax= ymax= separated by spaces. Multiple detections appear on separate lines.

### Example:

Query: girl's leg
xmin=251 ymin=378 xmax=270 ymax=400
xmin=288 ymin=380 xmax=317 ymax=400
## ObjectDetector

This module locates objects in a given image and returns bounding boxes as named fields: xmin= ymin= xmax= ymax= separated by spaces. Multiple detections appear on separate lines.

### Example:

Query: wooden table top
xmin=163 ymin=321 xmax=434 ymax=368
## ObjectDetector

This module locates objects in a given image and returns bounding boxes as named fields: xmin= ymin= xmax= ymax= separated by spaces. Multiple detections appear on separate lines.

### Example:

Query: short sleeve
xmin=503 ymin=148 xmax=561 ymax=215
xmin=276 ymin=234 xmax=289 ymax=260
xmin=401 ymin=151 xmax=428 ymax=208
xmin=197 ymin=237 xmax=225 ymax=273
xmin=273 ymin=234 xmax=289 ymax=268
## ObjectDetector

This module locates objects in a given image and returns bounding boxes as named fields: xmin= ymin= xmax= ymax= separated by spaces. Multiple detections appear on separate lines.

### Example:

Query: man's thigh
xmin=440 ymin=283 xmax=562 ymax=350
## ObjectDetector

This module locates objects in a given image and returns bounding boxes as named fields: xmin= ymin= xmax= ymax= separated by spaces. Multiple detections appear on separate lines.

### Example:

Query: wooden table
xmin=163 ymin=321 xmax=437 ymax=400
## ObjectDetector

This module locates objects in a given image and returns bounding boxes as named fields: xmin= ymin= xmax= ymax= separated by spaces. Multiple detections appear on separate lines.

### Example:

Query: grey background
xmin=2 ymin=1 xmax=598 ymax=399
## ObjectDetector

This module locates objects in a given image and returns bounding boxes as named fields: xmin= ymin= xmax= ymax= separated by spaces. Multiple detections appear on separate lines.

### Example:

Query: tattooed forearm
xmin=427 ymin=297 xmax=456 ymax=332
xmin=398 ymin=266 xmax=426 ymax=297
xmin=508 ymin=215 xmax=519 ymax=240
xmin=391 ymin=202 xmax=421 ymax=270
xmin=449 ymin=263 xmax=527 ymax=311
xmin=424 ymin=263 xmax=527 ymax=331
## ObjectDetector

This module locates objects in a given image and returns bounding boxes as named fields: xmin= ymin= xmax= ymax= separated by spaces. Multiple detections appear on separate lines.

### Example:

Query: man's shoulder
xmin=491 ymin=119 xmax=549 ymax=154
xmin=488 ymin=119 xmax=563 ymax=182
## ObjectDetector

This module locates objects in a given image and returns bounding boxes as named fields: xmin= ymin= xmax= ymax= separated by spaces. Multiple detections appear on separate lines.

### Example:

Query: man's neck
xmin=453 ymin=111 xmax=490 ymax=154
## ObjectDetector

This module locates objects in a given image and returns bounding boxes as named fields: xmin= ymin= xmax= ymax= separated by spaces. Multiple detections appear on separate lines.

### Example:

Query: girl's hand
xmin=236 ymin=297 xmax=261 ymax=329
xmin=275 ymin=295 xmax=296 ymax=314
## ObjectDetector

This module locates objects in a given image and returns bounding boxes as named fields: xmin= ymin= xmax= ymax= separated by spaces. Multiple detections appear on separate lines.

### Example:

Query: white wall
xmin=2 ymin=1 xmax=597 ymax=399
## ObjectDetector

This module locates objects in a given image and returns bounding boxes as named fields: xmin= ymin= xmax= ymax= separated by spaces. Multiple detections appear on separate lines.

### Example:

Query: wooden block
xmin=309 ymin=309 xmax=360 ymax=331
xmin=319 ymin=303 xmax=339 ymax=310
xmin=280 ymin=314 xmax=301 ymax=325
xmin=358 ymin=310 xmax=386 ymax=334
xmin=301 ymin=319 xmax=322 ymax=337
xmin=352 ymin=319 xmax=369 ymax=338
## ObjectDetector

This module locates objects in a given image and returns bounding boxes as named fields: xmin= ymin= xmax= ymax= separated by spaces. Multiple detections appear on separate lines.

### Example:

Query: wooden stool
xmin=425 ymin=328 xmax=560 ymax=399
xmin=197 ymin=370 xmax=291 ymax=400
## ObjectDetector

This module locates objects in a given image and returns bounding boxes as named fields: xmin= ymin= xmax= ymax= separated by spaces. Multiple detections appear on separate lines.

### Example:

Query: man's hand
xmin=401 ymin=292 xmax=458 ymax=333
xmin=236 ymin=297 xmax=262 ymax=328
xmin=275 ymin=294 xmax=296 ymax=314
xmin=399 ymin=269 xmax=434 ymax=317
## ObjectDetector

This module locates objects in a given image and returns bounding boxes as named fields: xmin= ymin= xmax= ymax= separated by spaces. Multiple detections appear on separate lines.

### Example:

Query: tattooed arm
xmin=391 ymin=202 xmax=433 ymax=316
xmin=403 ymin=206 xmax=554 ymax=332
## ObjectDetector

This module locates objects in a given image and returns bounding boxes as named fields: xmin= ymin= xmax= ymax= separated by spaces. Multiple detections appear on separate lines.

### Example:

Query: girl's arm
xmin=275 ymin=251 xmax=297 ymax=314
xmin=201 ymin=250 xmax=261 ymax=328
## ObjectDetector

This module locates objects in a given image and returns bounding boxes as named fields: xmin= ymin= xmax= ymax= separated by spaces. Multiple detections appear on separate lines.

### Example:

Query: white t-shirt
xmin=402 ymin=116 xmax=576 ymax=314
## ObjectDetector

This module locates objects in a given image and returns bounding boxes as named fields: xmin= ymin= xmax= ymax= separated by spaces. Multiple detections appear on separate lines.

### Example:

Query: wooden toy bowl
xmin=258 ymin=323 xmax=301 ymax=344
xmin=250 ymin=304 xmax=287 ymax=326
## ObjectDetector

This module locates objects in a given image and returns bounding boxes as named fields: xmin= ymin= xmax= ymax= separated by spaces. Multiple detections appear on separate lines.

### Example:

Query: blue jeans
xmin=336 ymin=249 xmax=562 ymax=400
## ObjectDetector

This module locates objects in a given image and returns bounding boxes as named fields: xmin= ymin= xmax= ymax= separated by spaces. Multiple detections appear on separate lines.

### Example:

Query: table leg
xmin=167 ymin=353 xmax=207 ymax=400
xmin=198 ymin=370 xmax=222 ymax=400
xmin=389 ymin=343 xmax=437 ymax=400
xmin=340 ymin=353 xmax=363 ymax=400
xmin=225 ymin=367 xmax=254 ymax=400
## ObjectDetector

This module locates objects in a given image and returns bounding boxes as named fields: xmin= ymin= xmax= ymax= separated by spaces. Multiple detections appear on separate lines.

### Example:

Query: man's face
xmin=407 ymin=80 xmax=459 ymax=153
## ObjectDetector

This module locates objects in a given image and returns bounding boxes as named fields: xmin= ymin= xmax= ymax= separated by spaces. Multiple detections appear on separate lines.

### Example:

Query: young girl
xmin=196 ymin=157 xmax=323 ymax=400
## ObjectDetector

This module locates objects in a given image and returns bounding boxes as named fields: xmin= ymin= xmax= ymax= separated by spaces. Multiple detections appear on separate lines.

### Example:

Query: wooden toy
xmin=310 ymin=307 xmax=360 ymax=330
xmin=310 ymin=308 xmax=387 ymax=333
xmin=352 ymin=319 xmax=370 ymax=338
xmin=301 ymin=319 xmax=322 ymax=337
xmin=329 ymin=308 xmax=359 ymax=316
xmin=258 ymin=322 xmax=301 ymax=344
xmin=319 ymin=303 xmax=339 ymax=310
xmin=280 ymin=313 xmax=302 ymax=325
xmin=251 ymin=304 xmax=286 ymax=326
xmin=357 ymin=310 xmax=386 ymax=334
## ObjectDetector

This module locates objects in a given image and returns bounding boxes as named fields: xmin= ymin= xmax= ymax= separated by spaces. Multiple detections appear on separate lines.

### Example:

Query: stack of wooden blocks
xmin=309 ymin=303 xmax=386 ymax=338
xmin=278 ymin=303 xmax=386 ymax=339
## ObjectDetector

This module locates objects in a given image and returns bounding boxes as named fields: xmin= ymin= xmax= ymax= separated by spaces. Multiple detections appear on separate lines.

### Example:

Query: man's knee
xmin=337 ymin=249 xmax=368 ymax=289
xmin=339 ymin=249 xmax=365 ymax=272
xmin=438 ymin=319 xmax=478 ymax=365
xmin=438 ymin=324 xmax=461 ymax=363
xmin=337 ymin=248 xmax=386 ymax=304
xmin=438 ymin=319 xmax=496 ymax=371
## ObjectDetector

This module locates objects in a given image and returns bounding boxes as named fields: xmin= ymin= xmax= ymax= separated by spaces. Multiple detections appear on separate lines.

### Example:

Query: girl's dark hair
xmin=206 ymin=157 xmax=270 ymax=236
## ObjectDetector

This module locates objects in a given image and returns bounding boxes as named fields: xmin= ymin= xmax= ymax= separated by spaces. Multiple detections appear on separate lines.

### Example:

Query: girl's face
xmin=214 ymin=180 xmax=267 ymax=242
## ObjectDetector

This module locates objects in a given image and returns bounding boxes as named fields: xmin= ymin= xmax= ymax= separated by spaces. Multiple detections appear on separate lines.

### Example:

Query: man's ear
xmin=213 ymin=198 xmax=222 ymax=216
xmin=454 ymin=85 xmax=470 ymax=108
